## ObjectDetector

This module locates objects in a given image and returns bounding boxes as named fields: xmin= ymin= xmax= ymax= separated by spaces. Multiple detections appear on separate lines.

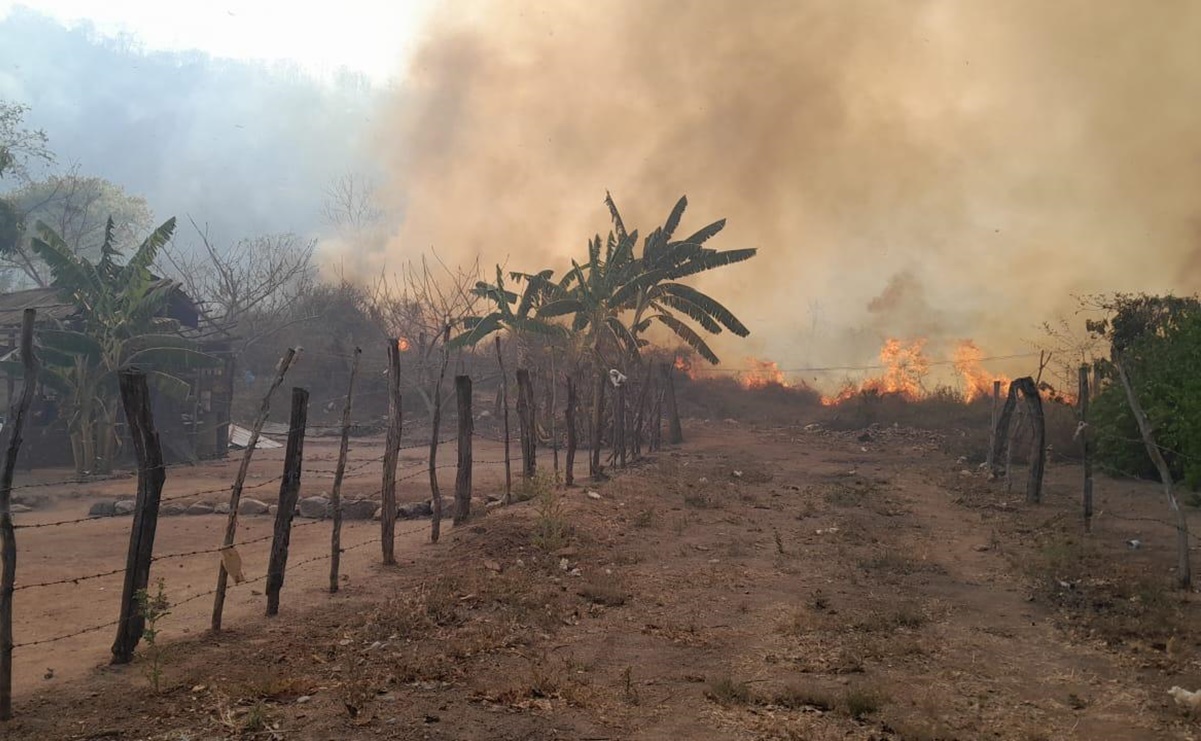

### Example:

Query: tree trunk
xmin=454 ymin=375 xmax=473 ymax=525
xmin=0 ymin=310 xmax=37 ymax=719
xmin=266 ymin=388 xmax=308 ymax=616
xmin=1017 ymin=376 xmax=1046 ymax=504
xmin=110 ymin=370 xmax=166 ymax=664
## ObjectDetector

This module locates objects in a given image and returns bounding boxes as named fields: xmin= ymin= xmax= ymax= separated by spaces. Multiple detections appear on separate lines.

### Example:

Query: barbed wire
xmin=11 ymin=522 xmax=428 ymax=650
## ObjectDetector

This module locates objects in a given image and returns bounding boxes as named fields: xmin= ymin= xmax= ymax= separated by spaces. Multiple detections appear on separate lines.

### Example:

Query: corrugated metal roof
xmin=0 ymin=287 xmax=77 ymax=326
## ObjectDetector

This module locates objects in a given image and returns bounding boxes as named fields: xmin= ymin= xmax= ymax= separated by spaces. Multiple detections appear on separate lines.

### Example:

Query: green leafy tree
xmin=1086 ymin=293 xmax=1201 ymax=489
xmin=10 ymin=217 xmax=221 ymax=473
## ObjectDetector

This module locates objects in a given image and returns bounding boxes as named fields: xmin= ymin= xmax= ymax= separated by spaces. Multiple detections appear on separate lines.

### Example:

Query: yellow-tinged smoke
xmin=361 ymin=0 xmax=1201 ymax=376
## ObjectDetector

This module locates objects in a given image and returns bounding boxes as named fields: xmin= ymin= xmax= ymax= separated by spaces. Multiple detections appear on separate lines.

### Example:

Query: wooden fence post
xmin=329 ymin=348 xmax=361 ymax=593
xmin=212 ymin=347 xmax=297 ymax=632
xmin=496 ymin=337 xmax=511 ymax=503
xmin=454 ymin=375 xmax=473 ymax=525
xmin=615 ymin=380 xmax=627 ymax=468
xmin=661 ymin=362 xmax=682 ymax=444
xmin=266 ymin=387 xmax=308 ymax=616
xmin=1016 ymin=377 xmax=1046 ymax=504
xmin=429 ymin=342 xmax=451 ymax=543
xmin=1115 ymin=358 xmax=1192 ymax=589
xmin=110 ymin=370 xmax=167 ymax=664
xmin=565 ymin=376 xmax=577 ymax=486
xmin=986 ymin=380 xmax=1001 ymax=470
xmin=0 ymin=309 xmax=36 ymax=719
xmin=1078 ymin=365 xmax=1093 ymax=533
xmin=381 ymin=339 xmax=403 ymax=565
xmin=650 ymin=371 xmax=662 ymax=452
xmin=516 ymin=369 xmax=536 ymax=478
xmin=590 ymin=369 xmax=606 ymax=479
xmin=989 ymin=380 xmax=1019 ymax=479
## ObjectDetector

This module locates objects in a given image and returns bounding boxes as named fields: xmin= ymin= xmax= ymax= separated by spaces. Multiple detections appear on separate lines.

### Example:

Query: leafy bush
xmin=1087 ymin=294 xmax=1201 ymax=489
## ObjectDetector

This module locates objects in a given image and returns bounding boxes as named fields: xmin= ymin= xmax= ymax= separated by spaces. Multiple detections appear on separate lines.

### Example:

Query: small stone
xmin=186 ymin=502 xmax=215 ymax=515
xmin=9 ymin=503 xmax=32 ymax=514
xmin=398 ymin=500 xmax=433 ymax=519
xmin=585 ymin=490 xmax=602 ymax=501
xmin=484 ymin=560 xmax=502 ymax=573
xmin=160 ymin=503 xmax=185 ymax=517
xmin=213 ymin=501 xmax=231 ymax=515
xmin=113 ymin=500 xmax=136 ymax=516
xmin=296 ymin=695 xmax=311 ymax=704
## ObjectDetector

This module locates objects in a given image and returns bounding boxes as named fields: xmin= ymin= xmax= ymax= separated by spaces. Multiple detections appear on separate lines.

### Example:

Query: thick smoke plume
xmin=369 ymin=0 xmax=1201 ymax=381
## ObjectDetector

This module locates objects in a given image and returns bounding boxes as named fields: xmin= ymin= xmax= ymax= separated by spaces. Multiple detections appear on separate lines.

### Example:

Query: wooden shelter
xmin=0 ymin=283 xmax=233 ymax=469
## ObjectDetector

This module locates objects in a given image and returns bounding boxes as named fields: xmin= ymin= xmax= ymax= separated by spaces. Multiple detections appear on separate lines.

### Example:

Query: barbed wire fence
xmin=0 ymin=335 xmax=588 ymax=717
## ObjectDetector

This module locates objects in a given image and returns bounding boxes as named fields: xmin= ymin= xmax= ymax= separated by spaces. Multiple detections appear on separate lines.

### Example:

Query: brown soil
xmin=2 ymin=420 xmax=1200 ymax=740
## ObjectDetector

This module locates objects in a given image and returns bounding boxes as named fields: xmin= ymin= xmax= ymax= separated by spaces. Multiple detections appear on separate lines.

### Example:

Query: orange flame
xmin=821 ymin=338 xmax=930 ymax=405
xmin=953 ymin=340 xmax=1009 ymax=403
xmin=673 ymin=355 xmax=696 ymax=379
xmin=397 ymin=337 xmax=411 ymax=352
xmin=737 ymin=357 xmax=786 ymax=390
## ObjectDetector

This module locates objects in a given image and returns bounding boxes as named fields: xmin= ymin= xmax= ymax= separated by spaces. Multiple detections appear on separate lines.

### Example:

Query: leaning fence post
xmin=615 ymin=379 xmax=627 ymax=468
xmin=381 ymin=339 xmax=403 ymax=565
xmin=110 ymin=370 xmax=167 ymax=664
xmin=211 ymin=348 xmax=298 ymax=632
xmin=495 ymin=337 xmax=511 ymax=503
xmin=0 ymin=309 xmax=36 ymax=720
xmin=429 ymin=338 xmax=451 ymax=544
xmin=329 ymin=348 xmax=361 ymax=593
xmin=267 ymin=387 xmax=309 ymax=616
xmin=590 ymin=369 xmax=606 ymax=479
xmin=454 ymin=375 xmax=473 ymax=525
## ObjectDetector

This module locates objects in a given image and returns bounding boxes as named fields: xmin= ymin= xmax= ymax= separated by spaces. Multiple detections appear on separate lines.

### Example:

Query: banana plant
xmin=2 ymin=217 xmax=222 ymax=474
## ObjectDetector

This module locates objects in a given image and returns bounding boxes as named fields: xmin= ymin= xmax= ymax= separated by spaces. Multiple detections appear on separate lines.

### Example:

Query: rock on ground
xmin=186 ymin=501 xmax=215 ymax=515
xmin=113 ymin=500 xmax=136 ymax=516
xmin=238 ymin=498 xmax=269 ymax=515
xmin=87 ymin=501 xmax=116 ymax=518
xmin=398 ymin=500 xmax=434 ymax=519
xmin=298 ymin=496 xmax=330 ymax=519
xmin=340 ymin=499 xmax=379 ymax=520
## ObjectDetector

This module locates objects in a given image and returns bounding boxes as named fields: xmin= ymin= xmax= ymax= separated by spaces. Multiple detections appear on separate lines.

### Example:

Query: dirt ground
xmin=3 ymin=419 xmax=1200 ymax=740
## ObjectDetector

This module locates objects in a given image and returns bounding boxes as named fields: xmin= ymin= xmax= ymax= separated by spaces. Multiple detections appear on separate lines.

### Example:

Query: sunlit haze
xmin=0 ymin=0 xmax=437 ymax=83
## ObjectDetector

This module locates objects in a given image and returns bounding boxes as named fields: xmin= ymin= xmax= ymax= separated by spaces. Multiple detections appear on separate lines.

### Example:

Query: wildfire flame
xmin=737 ymin=357 xmax=786 ymax=390
xmin=397 ymin=337 xmax=411 ymax=352
xmin=953 ymin=340 xmax=1009 ymax=403
xmin=822 ymin=338 xmax=930 ymax=405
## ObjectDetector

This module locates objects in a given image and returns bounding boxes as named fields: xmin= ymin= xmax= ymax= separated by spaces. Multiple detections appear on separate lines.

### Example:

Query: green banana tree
xmin=7 ymin=217 xmax=222 ymax=474
xmin=447 ymin=265 xmax=563 ymax=355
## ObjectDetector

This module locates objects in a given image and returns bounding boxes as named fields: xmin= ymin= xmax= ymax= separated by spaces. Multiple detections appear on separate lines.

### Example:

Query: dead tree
xmin=329 ymin=348 xmax=361 ymax=593
xmin=453 ymin=375 xmax=473 ymax=525
xmin=1115 ymin=358 xmax=1192 ymax=589
xmin=110 ymin=370 xmax=166 ymax=665
xmin=0 ymin=309 xmax=36 ymax=719
xmin=266 ymin=387 xmax=308 ymax=615
xmin=212 ymin=347 xmax=298 ymax=632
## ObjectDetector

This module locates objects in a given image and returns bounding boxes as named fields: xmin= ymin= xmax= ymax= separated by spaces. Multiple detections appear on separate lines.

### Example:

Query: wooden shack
xmin=0 ymin=282 xmax=234 ymax=469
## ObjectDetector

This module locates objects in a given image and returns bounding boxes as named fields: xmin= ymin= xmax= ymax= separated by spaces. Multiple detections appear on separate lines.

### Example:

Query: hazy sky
xmin=0 ymin=0 xmax=437 ymax=83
